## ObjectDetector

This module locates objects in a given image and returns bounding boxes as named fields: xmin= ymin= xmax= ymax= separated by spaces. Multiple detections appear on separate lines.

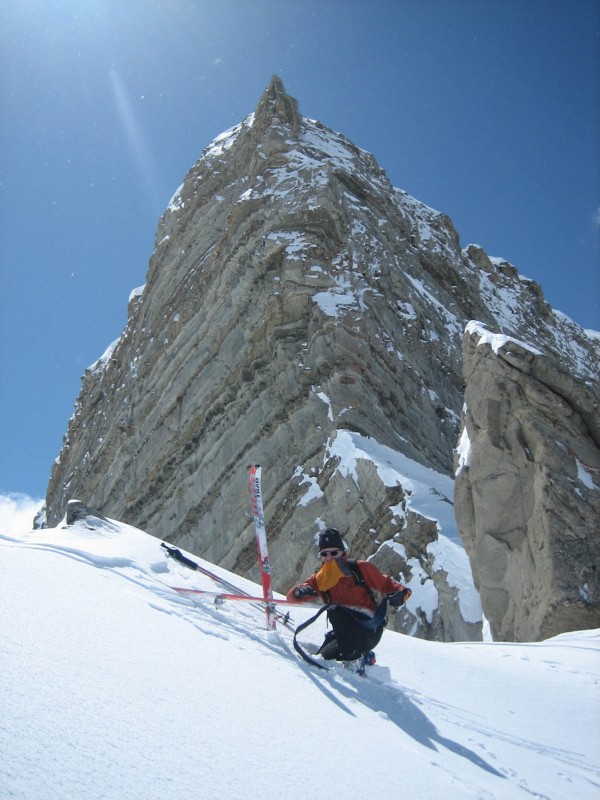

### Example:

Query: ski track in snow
xmin=1 ymin=522 xmax=599 ymax=800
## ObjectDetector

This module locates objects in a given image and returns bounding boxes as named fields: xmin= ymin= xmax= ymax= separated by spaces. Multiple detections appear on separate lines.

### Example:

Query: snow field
xmin=1 ymin=522 xmax=598 ymax=800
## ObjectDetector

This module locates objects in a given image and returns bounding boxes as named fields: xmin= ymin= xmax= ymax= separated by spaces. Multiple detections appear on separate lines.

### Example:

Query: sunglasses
xmin=320 ymin=548 xmax=341 ymax=558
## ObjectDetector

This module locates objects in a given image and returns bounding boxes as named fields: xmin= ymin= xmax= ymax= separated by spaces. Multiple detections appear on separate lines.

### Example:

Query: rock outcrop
xmin=44 ymin=77 xmax=600 ymax=642
xmin=455 ymin=322 xmax=600 ymax=641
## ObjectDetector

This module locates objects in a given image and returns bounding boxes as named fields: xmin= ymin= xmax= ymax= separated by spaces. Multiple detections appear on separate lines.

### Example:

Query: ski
xmin=161 ymin=542 xmax=295 ymax=627
xmin=171 ymin=586 xmax=319 ymax=607
xmin=248 ymin=464 xmax=276 ymax=631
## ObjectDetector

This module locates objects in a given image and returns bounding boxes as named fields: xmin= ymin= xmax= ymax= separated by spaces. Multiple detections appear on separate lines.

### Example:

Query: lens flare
xmin=109 ymin=67 xmax=162 ymax=212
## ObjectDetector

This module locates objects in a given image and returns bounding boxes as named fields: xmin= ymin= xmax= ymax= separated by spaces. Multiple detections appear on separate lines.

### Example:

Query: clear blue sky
xmin=1 ymin=0 xmax=599 ymax=502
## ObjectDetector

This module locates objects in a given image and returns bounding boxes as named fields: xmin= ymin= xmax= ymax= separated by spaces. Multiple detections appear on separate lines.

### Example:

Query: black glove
xmin=293 ymin=585 xmax=318 ymax=600
xmin=388 ymin=588 xmax=412 ymax=607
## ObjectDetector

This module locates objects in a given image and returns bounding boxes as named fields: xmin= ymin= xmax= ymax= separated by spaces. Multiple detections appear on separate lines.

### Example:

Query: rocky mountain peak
xmin=44 ymin=78 xmax=599 ymax=643
xmin=254 ymin=74 xmax=302 ymax=134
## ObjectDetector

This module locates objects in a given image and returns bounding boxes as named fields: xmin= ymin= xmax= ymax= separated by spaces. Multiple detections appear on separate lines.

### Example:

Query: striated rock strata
xmin=45 ymin=77 xmax=600 ymax=642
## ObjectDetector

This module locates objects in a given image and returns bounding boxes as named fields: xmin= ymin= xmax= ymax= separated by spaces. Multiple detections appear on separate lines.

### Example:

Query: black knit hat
xmin=318 ymin=528 xmax=345 ymax=552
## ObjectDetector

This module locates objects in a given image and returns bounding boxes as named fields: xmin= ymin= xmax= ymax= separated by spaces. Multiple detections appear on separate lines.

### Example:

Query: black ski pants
xmin=320 ymin=606 xmax=384 ymax=661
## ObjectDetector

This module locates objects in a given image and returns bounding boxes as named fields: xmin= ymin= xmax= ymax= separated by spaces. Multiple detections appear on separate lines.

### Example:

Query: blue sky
xmin=1 ymin=0 xmax=599 ymax=508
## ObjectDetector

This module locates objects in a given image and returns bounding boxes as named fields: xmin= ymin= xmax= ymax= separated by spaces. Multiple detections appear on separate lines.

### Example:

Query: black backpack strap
xmin=340 ymin=598 xmax=390 ymax=631
xmin=347 ymin=559 xmax=388 ymax=630
xmin=348 ymin=559 xmax=377 ymax=607
xmin=292 ymin=603 xmax=333 ymax=670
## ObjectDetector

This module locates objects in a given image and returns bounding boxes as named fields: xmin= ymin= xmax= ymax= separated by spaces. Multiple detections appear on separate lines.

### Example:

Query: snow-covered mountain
xmin=2 ymin=515 xmax=599 ymax=799
xmin=42 ymin=76 xmax=600 ymax=644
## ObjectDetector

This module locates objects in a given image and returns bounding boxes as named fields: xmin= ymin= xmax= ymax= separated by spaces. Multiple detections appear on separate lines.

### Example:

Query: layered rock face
xmin=455 ymin=322 xmax=600 ymax=641
xmin=45 ymin=77 xmax=599 ymax=642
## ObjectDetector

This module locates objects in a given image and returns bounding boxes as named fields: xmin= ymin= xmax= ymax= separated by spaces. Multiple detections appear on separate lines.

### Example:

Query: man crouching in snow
xmin=287 ymin=528 xmax=411 ymax=663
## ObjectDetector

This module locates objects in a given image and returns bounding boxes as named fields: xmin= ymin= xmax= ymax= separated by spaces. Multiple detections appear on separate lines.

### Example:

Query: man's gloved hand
xmin=293 ymin=585 xmax=318 ymax=600
xmin=388 ymin=588 xmax=412 ymax=608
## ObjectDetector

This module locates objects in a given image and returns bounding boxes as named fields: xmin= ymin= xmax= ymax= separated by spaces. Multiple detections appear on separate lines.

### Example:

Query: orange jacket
xmin=286 ymin=558 xmax=406 ymax=613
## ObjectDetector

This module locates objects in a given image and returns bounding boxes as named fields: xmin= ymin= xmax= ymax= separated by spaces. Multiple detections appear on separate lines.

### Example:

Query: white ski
xmin=248 ymin=464 xmax=277 ymax=631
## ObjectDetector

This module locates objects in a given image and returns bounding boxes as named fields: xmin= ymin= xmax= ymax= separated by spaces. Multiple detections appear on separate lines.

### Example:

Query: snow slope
xmin=1 ymin=519 xmax=599 ymax=800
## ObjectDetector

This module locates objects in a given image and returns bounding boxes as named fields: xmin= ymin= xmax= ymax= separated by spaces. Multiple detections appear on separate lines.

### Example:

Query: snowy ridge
xmin=2 ymin=520 xmax=599 ymax=799
xmin=202 ymin=112 xmax=256 ymax=162
xmin=466 ymin=320 xmax=543 ymax=356
xmin=324 ymin=429 xmax=481 ymax=625
xmin=466 ymin=249 xmax=600 ymax=383
xmin=88 ymin=336 xmax=121 ymax=374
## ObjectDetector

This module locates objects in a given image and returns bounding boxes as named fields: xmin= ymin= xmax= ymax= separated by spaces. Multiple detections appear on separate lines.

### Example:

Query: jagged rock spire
xmin=254 ymin=74 xmax=301 ymax=134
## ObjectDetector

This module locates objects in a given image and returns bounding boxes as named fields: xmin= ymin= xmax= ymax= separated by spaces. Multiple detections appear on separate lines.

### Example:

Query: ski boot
xmin=356 ymin=651 xmax=376 ymax=677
